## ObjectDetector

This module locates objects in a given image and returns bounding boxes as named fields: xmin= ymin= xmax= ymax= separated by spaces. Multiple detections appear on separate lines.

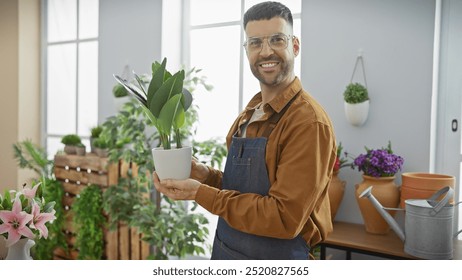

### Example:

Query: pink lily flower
xmin=0 ymin=198 xmax=35 ymax=247
xmin=29 ymin=202 xmax=56 ymax=239
xmin=21 ymin=182 xmax=41 ymax=199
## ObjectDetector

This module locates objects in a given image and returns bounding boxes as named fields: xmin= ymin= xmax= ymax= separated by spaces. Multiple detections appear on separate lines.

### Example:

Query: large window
xmin=44 ymin=0 xmax=99 ymax=157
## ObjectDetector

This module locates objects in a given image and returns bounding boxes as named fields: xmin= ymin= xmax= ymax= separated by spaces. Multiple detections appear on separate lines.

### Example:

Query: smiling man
xmin=154 ymin=1 xmax=336 ymax=260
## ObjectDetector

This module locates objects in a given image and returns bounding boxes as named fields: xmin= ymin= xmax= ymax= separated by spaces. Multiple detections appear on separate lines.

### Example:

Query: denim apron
xmin=211 ymin=93 xmax=309 ymax=260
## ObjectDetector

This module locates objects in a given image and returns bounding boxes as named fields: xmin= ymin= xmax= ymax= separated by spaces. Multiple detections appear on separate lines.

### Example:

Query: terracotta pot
xmin=400 ymin=172 xmax=455 ymax=208
xmin=355 ymin=175 xmax=400 ymax=234
xmin=328 ymin=171 xmax=346 ymax=221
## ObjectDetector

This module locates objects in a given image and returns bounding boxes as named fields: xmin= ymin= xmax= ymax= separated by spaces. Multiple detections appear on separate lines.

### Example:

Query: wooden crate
xmin=53 ymin=153 xmax=150 ymax=260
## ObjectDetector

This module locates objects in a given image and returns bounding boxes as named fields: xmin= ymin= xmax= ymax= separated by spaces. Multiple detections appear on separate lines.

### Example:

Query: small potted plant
xmin=353 ymin=141 xmax=404 ymax=234
xmin=343 ymin=82 xmax=370 ymax=126
xmin=92 ymin=137 xmax=109 ymax=158
xmin=75 ymin=143 xmax=86 ymax=156
xmin=61 ymin=134 xmax=82 ymax=155
xmin=113 ymin=57 xmax=193 ymax=180
xmin=90 ymin=125 xmax=103 ymax=154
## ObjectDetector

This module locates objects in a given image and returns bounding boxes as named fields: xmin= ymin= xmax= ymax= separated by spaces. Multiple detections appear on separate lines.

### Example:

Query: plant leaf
xmin=149 ymin=70 xmax=185 ymax=118
xmin=113 ymin=75 xmax=147 ymax=106
xmin=148 ymin=58 xmax=167 ymax=105
xmin=181 ymin=88 xmax=193 ymax=111
xmin=157 ymin=94 xmax=184 ymax=138
xmin=133 ymin=72 xmax=147 ymax=97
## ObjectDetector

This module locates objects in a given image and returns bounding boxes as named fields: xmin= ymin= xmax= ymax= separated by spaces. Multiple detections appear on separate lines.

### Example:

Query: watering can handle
xmin=428 ymin=186 xmax=454 ymax=214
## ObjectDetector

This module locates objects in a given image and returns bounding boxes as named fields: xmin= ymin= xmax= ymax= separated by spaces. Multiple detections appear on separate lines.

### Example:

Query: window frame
xmin=41 ymin=0 xmax=99 ymax=156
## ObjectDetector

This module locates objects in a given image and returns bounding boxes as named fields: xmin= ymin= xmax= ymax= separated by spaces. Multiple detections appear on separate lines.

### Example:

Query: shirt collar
xmin=245 ymin=77 xmax=302 ymax=113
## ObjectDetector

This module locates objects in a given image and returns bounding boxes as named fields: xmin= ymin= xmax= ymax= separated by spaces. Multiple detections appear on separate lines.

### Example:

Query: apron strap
xmin=261 ymin=92 xmax=300 ymax=138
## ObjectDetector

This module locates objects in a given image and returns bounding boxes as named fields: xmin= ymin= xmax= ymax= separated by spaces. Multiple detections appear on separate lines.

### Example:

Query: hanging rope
xmin=350 ymin=55 xmax=368 ymax=89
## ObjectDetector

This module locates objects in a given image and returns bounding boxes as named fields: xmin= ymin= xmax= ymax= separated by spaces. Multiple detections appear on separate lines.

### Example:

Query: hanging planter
xmin=343 ymin=55 xmax=370 ymax=126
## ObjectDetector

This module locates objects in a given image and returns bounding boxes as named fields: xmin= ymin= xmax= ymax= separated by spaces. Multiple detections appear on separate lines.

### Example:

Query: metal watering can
xmin=360 ymin=186 xmax=462 ymax=259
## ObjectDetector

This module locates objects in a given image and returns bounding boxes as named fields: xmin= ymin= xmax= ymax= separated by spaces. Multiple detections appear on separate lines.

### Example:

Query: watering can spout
xmin=359 ymin=186 xmax=405 ymax=242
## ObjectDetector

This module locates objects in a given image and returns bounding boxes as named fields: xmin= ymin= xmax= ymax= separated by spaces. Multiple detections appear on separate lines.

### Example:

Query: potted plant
xmin=75 ymin=143 xmax=86 ymax=156
xmin=12 ymin=140 xmax=68 ymax=259
xmin=353 ymin=141 xmax=404 ymax=234
xmin=0 ymin=182 xmax=57 ymax=259
xmin=61 ymin=134 xmax=82 ymax=155
xmin=90 ymin=125 xmax=103 ymax=154
xmin=328 ymin=142 xmax=350 ymax=221
xmin=92 ymin=137 xmax=109 ymax=158
xmin=343 ymin=82 xmax=370 ymax=126
xmin=114 ymin=57 xmax=193 ymax=180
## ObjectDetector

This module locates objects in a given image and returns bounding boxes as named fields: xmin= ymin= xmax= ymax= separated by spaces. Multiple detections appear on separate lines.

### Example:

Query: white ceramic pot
xmin=5 ymin=238 xmax=35 ymax=260
xmin=344 ymin=100 xmax=369 ymax=126
xmin=152 ymin=146 xmax=192 ymax=180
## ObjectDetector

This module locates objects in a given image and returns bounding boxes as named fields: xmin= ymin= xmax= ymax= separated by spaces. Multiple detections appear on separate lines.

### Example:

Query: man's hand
xmin=190 ymin=158 xmax=210 ymax=183
xmin=153 ymin=172 xmax=201 ymax=200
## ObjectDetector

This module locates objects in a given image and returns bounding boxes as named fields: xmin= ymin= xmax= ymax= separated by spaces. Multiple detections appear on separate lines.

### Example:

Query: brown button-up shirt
xmin=195 ymin=77 xmax=335 ymax=248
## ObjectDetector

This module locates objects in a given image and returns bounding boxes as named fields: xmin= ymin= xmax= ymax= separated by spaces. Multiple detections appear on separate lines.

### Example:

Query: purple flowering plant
xmin=352 ymin=141 xmax=404 ymax=178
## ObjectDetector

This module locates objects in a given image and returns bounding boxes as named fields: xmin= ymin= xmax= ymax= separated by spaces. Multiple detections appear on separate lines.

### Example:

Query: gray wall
xmin=301 ymin=0 xmax=436 ymax=224
xmin=99 ymin=0 xmax=163 ymax=121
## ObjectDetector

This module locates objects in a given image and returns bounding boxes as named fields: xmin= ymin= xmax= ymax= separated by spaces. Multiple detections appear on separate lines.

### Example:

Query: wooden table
xmin=320 ymin=221 xmax=462 ymax=260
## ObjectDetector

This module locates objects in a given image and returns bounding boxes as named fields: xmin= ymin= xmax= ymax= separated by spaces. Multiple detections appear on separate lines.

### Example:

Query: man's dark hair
xmin=243 ymin=1 xmax=293 ymax=29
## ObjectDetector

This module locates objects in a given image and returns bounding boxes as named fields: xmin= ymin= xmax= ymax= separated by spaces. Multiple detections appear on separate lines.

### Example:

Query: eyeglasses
xmin=243 ymin=33 xmax=294 ymax=53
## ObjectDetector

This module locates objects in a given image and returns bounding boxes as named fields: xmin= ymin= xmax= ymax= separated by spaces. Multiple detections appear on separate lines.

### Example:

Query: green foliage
xmin=90 ymin=125 xmax=103 ymax=138
xmin=92 ymin=137 xmax=109 ymax=149
xmin=343 ymin=82 xmax=369 ymax=104
xmin=131 ymin=198 xmax=209 ymax=260
xmin=113 ymin=83 xmax=129 ymax=98
xmin=114 ymin=58 xmax=192 ymax=149
xmin=13 ymin=140 xmax=53 ymax=178
xmin=193 ymin=139 xmax=227 ymax=170
xmin=102 ymin=65 xmax=224 ymax=259
xmin=72 ymin=185 xmax=105 ymax=260
xmin=61 ymin=134 xmax=82 ymax=145
xmin=32 ymin=178 xmax=68 ymax=260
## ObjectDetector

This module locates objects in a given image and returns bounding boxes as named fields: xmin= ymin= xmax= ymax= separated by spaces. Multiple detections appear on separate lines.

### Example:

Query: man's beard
xmin=250 ymin=56 xmax=293 ymax=86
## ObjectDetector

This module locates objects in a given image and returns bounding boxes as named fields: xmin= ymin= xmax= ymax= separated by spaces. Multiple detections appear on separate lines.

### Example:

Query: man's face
xmin=244 ymin=17 xmax=299 ymax=88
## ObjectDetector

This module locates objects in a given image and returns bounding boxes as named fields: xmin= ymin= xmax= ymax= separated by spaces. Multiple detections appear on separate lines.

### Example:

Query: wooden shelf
xmin=321 ymin=221 xmax=462 ymax=260
xmin=53 ymin=153 xmax=150 ymax=260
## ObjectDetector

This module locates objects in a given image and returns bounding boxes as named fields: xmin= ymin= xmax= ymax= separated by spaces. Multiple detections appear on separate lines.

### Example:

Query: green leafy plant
xmin=61 ymin=134 xmax=82 ymax=146
xmin=192 ymin=139 xmax=227 ymax=170
xmin=343 ymin=82 xmax=369 ymax=104
xmin=72 ymin=185 xmax=105 ymax=260
xmin=102 ymin=66 xmax=222 ymax=259
xmin=114 ymin=57 xmax=192 ymax=149
xmin=92 ymin=137 xmax=109 ymax=149
xmin=131 ymin=198 xmax=209 ymax=259
xmin=90 ymin=125 xmax=103 ymax=138
xmin=333 ymin=142 xmax=352 ymax=172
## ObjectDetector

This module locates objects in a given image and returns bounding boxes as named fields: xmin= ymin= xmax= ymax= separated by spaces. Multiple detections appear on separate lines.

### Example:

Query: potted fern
xmin=113 ymin=57 xmax=193 ymax=180
xmin=343 ymin=82 xmax=370 ymax=126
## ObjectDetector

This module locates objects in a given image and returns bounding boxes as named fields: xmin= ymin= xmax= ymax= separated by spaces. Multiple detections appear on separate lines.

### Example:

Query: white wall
xmin=98 ymin=0 xmax=163 ymax=122
xmin=301 ymin=0 xmax=436 ymax=224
